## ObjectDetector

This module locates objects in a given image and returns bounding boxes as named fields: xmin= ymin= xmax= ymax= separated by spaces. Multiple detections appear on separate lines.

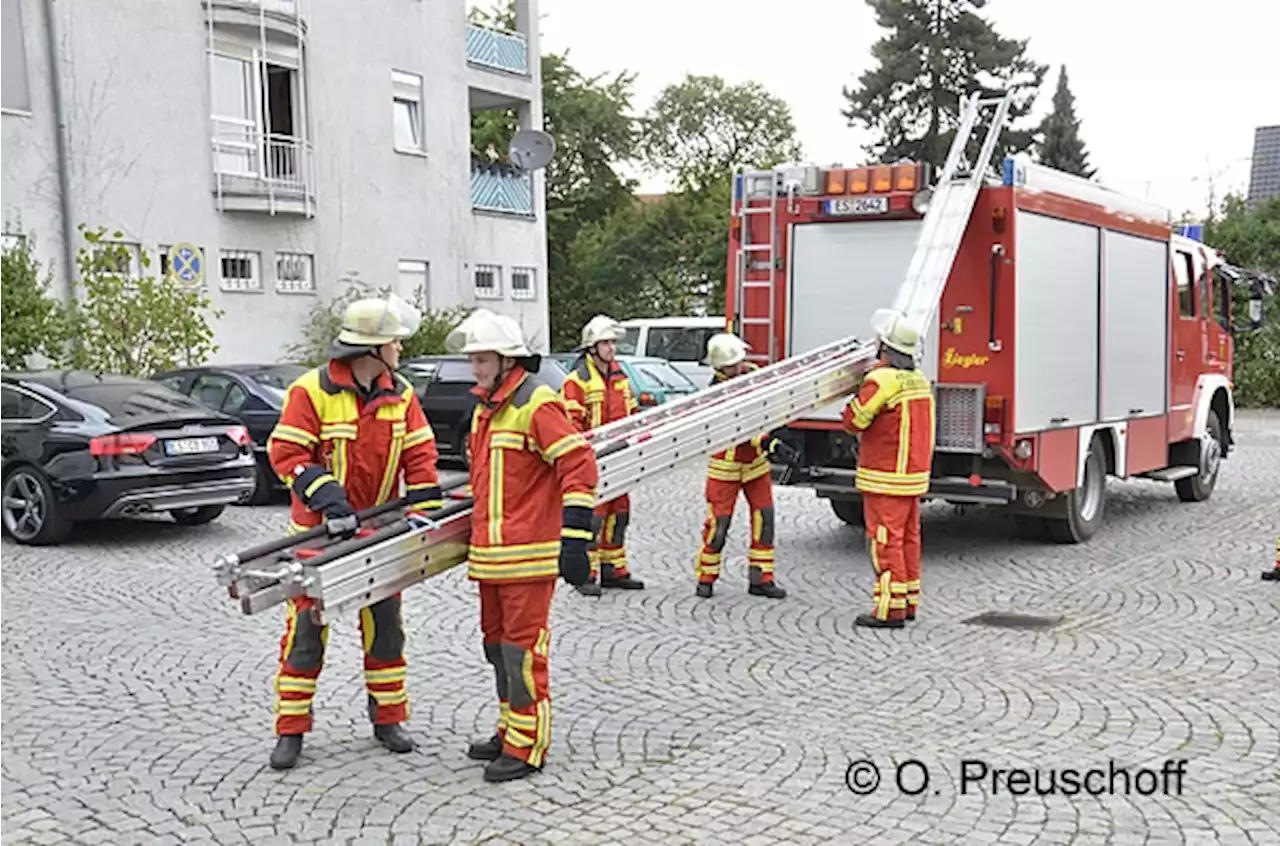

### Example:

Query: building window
xmin=220 ymin=249 xmax=262 ymax=292
xmin=1 ymin=0 xmax=31 ymax=113
xmin=392 ymin=70 xmax=424 ymax=154
xmin=209 ymin=45 xmax=307 ymax=185
xmin=510 ymin=266 xmax=536 ymax=301
xmin=275 ymin=252 xmax=315 ymax=293
xmin=474 ymin=264 xmax=502 ymax=300
xmin=92 ymin=242 xmax=142 ymax=277
xmin=397 ymin=259 xmax=429 ymax=304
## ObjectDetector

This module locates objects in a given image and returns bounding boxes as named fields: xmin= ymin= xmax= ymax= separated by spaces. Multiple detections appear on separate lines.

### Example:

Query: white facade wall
xmin=1 ymin=0 xmax=549 ymax=362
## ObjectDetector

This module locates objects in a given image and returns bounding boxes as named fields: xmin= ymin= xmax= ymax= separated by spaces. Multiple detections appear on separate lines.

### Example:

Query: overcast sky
xmin=516 ymin=0 xmax=1278 ymax=220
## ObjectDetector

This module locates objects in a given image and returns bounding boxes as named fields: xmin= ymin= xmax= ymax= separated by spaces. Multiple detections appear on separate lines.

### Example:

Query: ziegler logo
xmin=942 ymin=347 xmax=990 ymax=369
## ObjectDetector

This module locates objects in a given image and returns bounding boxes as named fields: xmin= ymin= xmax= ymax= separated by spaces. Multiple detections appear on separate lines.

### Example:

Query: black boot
xmin=748 ymin=581 xmax=787 ymax=599
xmin=575 ymin=580 xmax=602 ymax=597
xmin=601 ymin=574 xmax=645 ymax=590
xmin=270 ymin=734 xmax=303 ymax=770
xmin=855 ymin=612 xmax=904 ymax=629
xmin=696 ymin=582 xmax=714 ymax=598
xmin=467 ymin=733 xmax=503 ymax=761
xmin=374 ymin=724 xmax=415 ymax=753
xmin=483 ymin=754 xmax=541 ymax=782
xmin=1263 ymin=567 xmax=1280 ymax=581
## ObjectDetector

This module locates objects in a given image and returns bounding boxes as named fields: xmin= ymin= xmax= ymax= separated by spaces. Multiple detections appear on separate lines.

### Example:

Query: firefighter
xmin=841 ymin=308 xmax=935 ymax=629
xmin=1263 ymin=536 xmax=1280 ymax=581
xmin=446 ymin=309 xmax=600 ymax=782
xmin=693 ymin=331 xmax=797 ymax=600
xmin=560 ymin=314 xmax=645 ymax=596
xmin=265 ymin=295 xmax=444 ymax=770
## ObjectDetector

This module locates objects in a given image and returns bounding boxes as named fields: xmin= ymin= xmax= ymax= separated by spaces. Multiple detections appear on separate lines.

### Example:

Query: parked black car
xmin=401 ymin=355 xmax=569 ymax=468
xmin=151 ymin=363 xmax=308 ymax=503
xmin=1 ymin=371 xmax=257 ymax=545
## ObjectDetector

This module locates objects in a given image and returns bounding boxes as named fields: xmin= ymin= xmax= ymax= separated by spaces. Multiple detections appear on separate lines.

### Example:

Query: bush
xmin=1 ymin=233 xmax=71 ymax=369
xmin=283 ymin=274 xmax=473 ymax=366
xmin=67 ymin=225 xmax=223 ymax=377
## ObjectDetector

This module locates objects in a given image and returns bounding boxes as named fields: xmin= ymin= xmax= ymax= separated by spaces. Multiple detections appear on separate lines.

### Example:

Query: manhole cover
xmin=962 ymin=611 xmax=1064 ymax=630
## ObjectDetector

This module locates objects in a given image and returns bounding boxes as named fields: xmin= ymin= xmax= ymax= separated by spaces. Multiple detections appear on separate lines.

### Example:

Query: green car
xmin=548 ymin=354 xmax=699 ymax=407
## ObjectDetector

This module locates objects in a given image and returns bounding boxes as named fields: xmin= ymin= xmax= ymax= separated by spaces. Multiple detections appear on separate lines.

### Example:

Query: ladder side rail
xmin=585 ymin=335 xmax=865 ymax=447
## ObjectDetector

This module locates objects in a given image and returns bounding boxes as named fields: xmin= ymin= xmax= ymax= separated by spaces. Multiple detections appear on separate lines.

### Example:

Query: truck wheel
xmin=1175 ymin=409 xmax=1223 ymax=503
xmin=830 ymin=497 xmax=865 ymax=529
xmin=1046 ymin=436 xmax=1107 ymax=544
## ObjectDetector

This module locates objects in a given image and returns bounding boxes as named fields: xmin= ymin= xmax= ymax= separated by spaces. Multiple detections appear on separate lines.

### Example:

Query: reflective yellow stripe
xmin=528 ymin=699 xmax=551 ymax=768
xmin=896 ymin=399 xmax=912 ymax=474
xmin=303 ymin=473 xmax=336 ymax=500
xmin=270 ymin=424 xmax=317 ymax=447
xmin=506 ymin=711 xmax=537 ymax=732
xmin=488 ymin=446 xmax=505 ymax=545
xmin=403 ymin=426 xmax=435 ymax=449
xmin=561 ymin=528 xmax=594 ymax=542
xmin=469 ymin=541 xmax=561 ymax=562
xmin=364 ymin=668 xmax=406 ymax=684
xmin=490 ymin=432 xmax=526 ymax=450
xmin=467 ymin=557 xmax=560 ymax=580
xmin=544 ymin=433 xmax=588 ymax=461
xmin=504 ymin=726 xmax=535 ymax=748
xmin=318 ymin=424 xmax=358 ymax=440
xmin=376 ymin=436 xmax=404 ymax=504
xmin=562 ymin=492 xmax=595 ymax=509
xmin=276 ymin=701 xmax=312 ymax=716
xmin=332 ymin=440 xmax=349 ymax=486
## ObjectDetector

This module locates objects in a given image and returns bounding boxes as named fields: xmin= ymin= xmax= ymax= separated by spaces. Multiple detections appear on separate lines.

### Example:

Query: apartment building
xmin=1246 ymin=125 xmax=1280 ymax=211
xmin=0 ymin=0 xmax=549 ymax=361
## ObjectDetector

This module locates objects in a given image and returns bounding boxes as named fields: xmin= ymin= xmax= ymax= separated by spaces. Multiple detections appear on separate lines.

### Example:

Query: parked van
xmin=614 ymin=316 xmax=726 ymax=387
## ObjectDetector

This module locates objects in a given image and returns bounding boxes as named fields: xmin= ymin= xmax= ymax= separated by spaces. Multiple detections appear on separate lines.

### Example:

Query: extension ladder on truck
xmin=210 ymin=92 xmax=1012 ymax=626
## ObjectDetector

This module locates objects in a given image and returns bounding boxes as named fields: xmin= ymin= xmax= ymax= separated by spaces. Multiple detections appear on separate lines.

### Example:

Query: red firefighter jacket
xmin=467 ymin=365 xmax=600 ymax=583
xmin=706 ymin=363 xmax=773 ymax=484
xmin=560 ymin=355 xmax=637 ymax=432
xmin=268 ymin=360 xmax=442 ymax=534
xmin=841 ymin=363 xmax=936 ymax=497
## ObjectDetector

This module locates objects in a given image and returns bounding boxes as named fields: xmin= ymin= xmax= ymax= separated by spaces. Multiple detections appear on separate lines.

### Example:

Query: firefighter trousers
xmin=590 ymin=494 xmax=633 ymax=581
xmin=480 ymin=578 xmax=555 ymax=768
xmin=273 ymin=594 xmax=409 ymax=735
xmin=696 ymin=474 xmax=776 ymax=586
xmin=861 ymin=493 xmax=922 ymax=622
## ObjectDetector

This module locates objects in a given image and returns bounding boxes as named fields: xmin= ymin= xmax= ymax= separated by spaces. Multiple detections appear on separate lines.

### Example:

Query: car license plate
xmin=165 ymin=436 xmax=220 ymax=456
xmin=824 ymin=196 xmax=889 ymax=216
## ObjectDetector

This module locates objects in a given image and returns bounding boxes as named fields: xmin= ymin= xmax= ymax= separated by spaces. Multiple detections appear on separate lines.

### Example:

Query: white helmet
xmin=445 ymin=309 xmax=532 ymax=357
xmin=336 ymin=295 xmax=420 ymax=346
xmin=705 ymin=332 xmax=750 ymax=369
xmin=871 ymin=308 xmax=920 ymax=356
xmin=578 ymin=314 xmax=626 ymax=350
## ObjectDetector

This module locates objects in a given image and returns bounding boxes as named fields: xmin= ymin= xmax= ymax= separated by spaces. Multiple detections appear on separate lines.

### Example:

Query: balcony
xmin=465 ymin=23 xmax=528 ymax=76
xmin=205 ymin=0 xmax=306 ymax=39
xmin=472 ymin=165 xmax=533 ymax=217
xmin=212 ymin=127 xmax=316 ymax=217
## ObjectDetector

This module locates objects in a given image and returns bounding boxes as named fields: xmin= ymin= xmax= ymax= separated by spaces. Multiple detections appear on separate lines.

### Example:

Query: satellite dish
xmin=508 ymin=129 xmax=556 ymax=171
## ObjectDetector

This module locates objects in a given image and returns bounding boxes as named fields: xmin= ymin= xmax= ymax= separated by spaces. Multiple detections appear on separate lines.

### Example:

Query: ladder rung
xmin=741 ymin=207 xmax=774 ymax=214
xmin=741 ymin=318 xmax=771 ymax=325
xmin=743 ymin=281 xmax=772 ymax=289
xmin=742 ymin=244 xmax=772 ymax=252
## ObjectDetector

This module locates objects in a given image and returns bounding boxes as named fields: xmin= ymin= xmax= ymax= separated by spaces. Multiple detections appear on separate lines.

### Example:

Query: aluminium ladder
xmin=733 ymin=167 xmax=783 ymax=362
xmin=211 ymin=92 xmax=1012 ymax=626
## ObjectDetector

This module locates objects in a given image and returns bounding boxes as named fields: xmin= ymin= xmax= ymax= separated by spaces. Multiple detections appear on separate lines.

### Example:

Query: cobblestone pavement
xmin=3 ymin=412 xmax=1279 ymax=846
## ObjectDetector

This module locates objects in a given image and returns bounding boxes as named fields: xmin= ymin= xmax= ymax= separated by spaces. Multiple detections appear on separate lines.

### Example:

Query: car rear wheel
xmin=170 ymin=505 xmax=226 ymax=526
xmin=248 ymin=461 xmax=277 ymax=505
xmin=2 ymin=467 xmax=72 ymax=546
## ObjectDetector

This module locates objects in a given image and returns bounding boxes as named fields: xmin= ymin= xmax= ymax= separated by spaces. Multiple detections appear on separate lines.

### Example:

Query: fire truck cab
xmin=727 ymin=154 xmax=1269 ymax=543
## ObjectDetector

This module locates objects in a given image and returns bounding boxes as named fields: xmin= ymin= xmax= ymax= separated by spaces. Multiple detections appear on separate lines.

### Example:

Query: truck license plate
xmin=165 ymin=436 xmax=220 ymax=456
xmin=824 ymin=196 xmax=889 ymax=216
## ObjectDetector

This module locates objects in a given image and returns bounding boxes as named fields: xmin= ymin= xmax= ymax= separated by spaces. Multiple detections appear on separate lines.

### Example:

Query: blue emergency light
xmin=1176 ymin=224 xmax=1204 ymax=242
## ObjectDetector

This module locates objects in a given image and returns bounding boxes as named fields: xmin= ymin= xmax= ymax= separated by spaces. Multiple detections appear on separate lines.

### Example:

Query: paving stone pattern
xmin=3 ymin=413 xmax=1279 ymax=845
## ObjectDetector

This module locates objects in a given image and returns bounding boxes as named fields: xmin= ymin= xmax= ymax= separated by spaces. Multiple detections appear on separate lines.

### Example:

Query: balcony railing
xmin=212 ymin=124 xmax=316 ymax=216
xmin=472 ymin=166 xmax=533 ymax=216
xmin=465 ymin=24 xmax=528 ymax=76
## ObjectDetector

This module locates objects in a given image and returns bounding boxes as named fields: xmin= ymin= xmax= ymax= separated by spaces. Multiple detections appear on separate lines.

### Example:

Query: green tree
xmin=840 ymin=0 xmax=1048 ymax=174
xmin=1204 ymin=196 xmax=1280 ymax=407
xmin=68 ymin=226 xmax=222 ymax=377
xmin=1034 ymin=65 xmax=1096 ymax=178
xmin=641 ymin=74 xmax=803 ymax=195
xmin=1 ymin=233 xmax=71 ymax=369
xmin=282 ymin=274 xmax=472 ymax=366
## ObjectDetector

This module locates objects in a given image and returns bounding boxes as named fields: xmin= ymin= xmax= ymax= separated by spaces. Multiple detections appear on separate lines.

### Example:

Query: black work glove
xmin=765 ymin=435 xmax=800 ymax=467
xmin=321 ymin=498 xmax=359 ymax=539
xmin=559 ymin=505 xmax=594 ymax=586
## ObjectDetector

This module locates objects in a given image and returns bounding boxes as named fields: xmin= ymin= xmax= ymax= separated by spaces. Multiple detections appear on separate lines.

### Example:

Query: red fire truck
xmin=726 ymin=154 xmax=1269 ymax=542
